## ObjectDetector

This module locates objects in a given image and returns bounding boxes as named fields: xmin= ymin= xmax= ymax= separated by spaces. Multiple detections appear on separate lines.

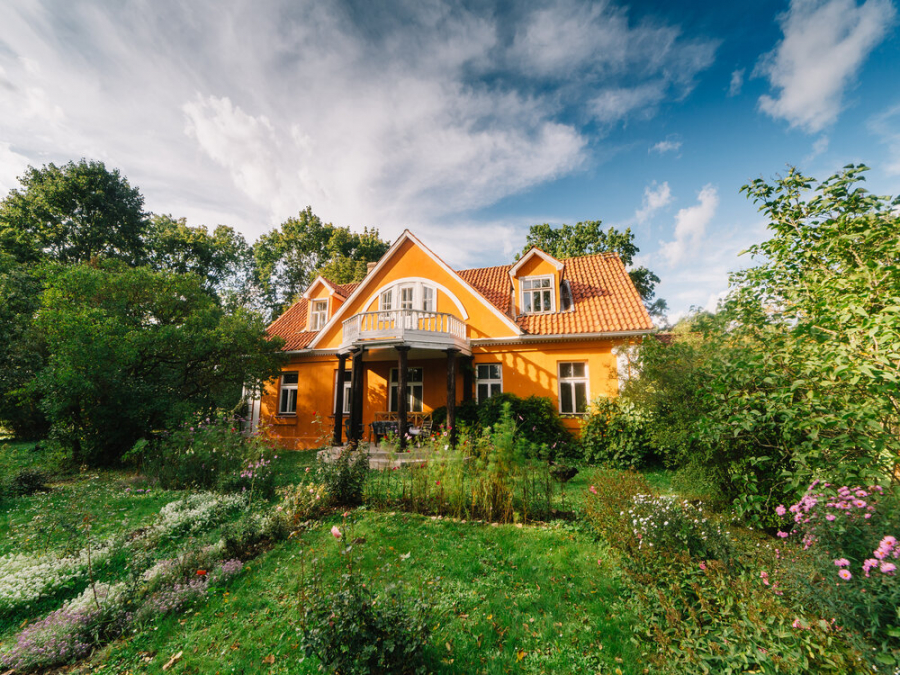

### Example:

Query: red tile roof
xmin=459 ymin=252 xmax=653 ymax=334
xmin=268 ymin=252 xmax=651 ymax=350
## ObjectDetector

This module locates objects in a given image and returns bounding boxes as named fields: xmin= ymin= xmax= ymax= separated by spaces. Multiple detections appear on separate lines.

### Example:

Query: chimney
xmin=366 ymin=261 xmax=377 ymax=276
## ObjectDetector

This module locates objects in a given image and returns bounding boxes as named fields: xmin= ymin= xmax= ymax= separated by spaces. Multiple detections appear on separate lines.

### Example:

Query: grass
xmin=94 ymin=510 xmax=642 ymax=674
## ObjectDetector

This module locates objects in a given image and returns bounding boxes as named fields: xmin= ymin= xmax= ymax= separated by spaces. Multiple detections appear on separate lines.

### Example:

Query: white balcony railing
xmin=342 ymin=309 xmax=466 ymax=347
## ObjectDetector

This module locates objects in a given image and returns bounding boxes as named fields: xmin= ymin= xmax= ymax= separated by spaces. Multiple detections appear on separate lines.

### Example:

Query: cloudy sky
xmin=1 ymin=0 xmax=898 ymax=318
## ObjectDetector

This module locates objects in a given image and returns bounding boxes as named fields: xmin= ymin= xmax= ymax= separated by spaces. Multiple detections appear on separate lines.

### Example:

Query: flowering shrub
xmin=151 ymin=492 xmax=247 ymax=540
xmin=140 ymin=412 xmax=277 ymax=497
xmin=626 ymin=494 xmax=733 ymax=563
xmin=773 ymin=482 xmax=900 ymax=665
xmin=279 ymin=482 xmax=331 ymax=523
xmin=133 ymin=558 xmax=243 ymax=624
xmin=316 ymin=447 xmax=369 ymax=506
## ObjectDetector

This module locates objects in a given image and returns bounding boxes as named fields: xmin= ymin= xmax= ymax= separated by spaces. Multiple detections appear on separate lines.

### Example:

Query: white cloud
xmin=649 ymin=139 xmax=682 ymax=154
xmin=659 ymin=184 xmax=719 ymax=265
xmin=869 ymin=103 xmax=900 ymax=175
xmin=635 ymin=181 xmax=673 ymax=223
xmin=804 ymin=135 xmax=830 ymax=163
xmin=0 ymin=142 xmax=31 ymax=194
xmin=728 ymin=68 xmax=744 ymax=96
xmin=756 ymin=0 xmax=897 ymax=132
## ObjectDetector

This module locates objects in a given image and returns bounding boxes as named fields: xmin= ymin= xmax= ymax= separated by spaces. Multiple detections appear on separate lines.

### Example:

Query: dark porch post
xmin=462 ymin=355 xmax=474 ymax=402
xmin=348 ymin=348 xmax=364 ymax=446
xmin=332 ymin=353 xmax=349 ymax=446
xmin=397 ymin=346 xmax=410 ymax=450
xmin=446 ymin=348 xmax=458 ymax=446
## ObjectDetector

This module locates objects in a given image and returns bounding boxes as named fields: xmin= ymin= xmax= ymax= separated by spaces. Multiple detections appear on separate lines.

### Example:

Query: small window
xmin=400 ymin=286 xmax=415 ymax=310
xmin=558 ymin=362 xmax=588 ymax=414
xmin=560 ymin=280 xmax=572 ymax=311
xmin=522 ymin=276 xmax=554 ymax=313
xmin=476 ymin=363 xmax=502 ymax=402
xmin=279 ymin=372 xmax=298 ymax=415
xmin=390 ymin=367 xmax=424 ymax=412
xmin=380 ymin=289 xmax=393 ymax=311
xmin=310 ymin=299 xmax=328 ymax=330
xmin=422 ymin=286 xmax=435 ymax=312
xmin=334 ymin=370 xmax=352 ymax=415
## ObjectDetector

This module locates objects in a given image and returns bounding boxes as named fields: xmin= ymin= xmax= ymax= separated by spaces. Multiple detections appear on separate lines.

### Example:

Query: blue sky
xmin=0 ymin=0 xmax=897 ymax=318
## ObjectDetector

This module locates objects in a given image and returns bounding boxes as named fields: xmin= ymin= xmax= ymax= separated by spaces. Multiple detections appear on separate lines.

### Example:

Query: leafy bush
xmin=316 ymin=447 xmax=369 ymax=506
xmin=477 ymin=392 xmax=575 ymax=459
xmin=140 ymin=414 xmax=277 ymax=499
xmin=300 ymin=577 xmax=431 ymax=675
xmin=279 ymin=482 xmax=331 ymax=524
xmin=580 ymin=397 xmax=655 ymax=468
xmin=2 ymin=468 xmax=50 ymax=500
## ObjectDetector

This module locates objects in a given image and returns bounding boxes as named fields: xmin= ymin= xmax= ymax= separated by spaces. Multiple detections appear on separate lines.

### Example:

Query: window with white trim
xmin=334 ymin=370 xmax=352 ymax=414
xmin=521 ymin=276 xmax=554 ymax=313
xmin=380 ymin=289 xmax=393 ymax=310
xmin=558 ymin=362 xmax=588 ymax=414
xmin=310 ymin=299 xmax=328 ymax=330
xmin=422 ymin=286 xmax=435 ymax=312
xmin=389 ymin=367 xmax=424 ymax=412
xmin=279 ymin=372 xmax=298 ymax=415
xmin=399 ymin=285 xmax=415 ymax=310
xmin=476 ymin=363 xmax=502 ymax=402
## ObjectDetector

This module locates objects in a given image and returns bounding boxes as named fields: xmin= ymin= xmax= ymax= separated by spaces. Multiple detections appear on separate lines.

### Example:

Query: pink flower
xmin=760 ymin=571 xmax=770 ymax=585
xmin=838 ymin=569 xmax=852 ymax=580
xmin=699 ymin=562 xmax=707 ymax=571
xmin=833 ymin=558 xmax=850 ymax=567
xmin=777 ymin=531 xmax=789 ymax=538
xmin=863 ymin=559 xmax=879 ymax=577
xmin=792 ymin=619 xmax=803 ymax=629
xmin=875 ymin=548 xmax=888 ymax=560
xmin=881 ymin=562 xmax=897 ymax=575
xmin=825 ymin=514 xmax=836 ymax=521
xmin=775 ymin=505 xmax=787 ymax=516
xmin=853 ymin=499 xmax=866 ymax=508
xmin=880 ymin=536 xmax=897 ymax=550
xmin=331 ymin=526 xmax=342 ymax=539
xmin=589 ymin=485 xmax=598 ymax=495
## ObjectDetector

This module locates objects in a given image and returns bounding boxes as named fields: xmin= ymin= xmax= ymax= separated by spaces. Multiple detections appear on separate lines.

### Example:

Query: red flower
xmin=196 ymin=569 xmax=207 ymax=576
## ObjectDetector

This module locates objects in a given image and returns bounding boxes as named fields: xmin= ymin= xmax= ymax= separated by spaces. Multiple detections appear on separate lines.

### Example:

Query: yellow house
xmin=257 ymin=230 xmax=652 ymax=449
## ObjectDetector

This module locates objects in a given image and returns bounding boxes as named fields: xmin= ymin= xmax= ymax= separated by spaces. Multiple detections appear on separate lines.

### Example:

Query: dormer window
xmin=310 ymin=299 xmax=328 ymax=330
xmin=522 ymin=276 xmax=554 ymax=313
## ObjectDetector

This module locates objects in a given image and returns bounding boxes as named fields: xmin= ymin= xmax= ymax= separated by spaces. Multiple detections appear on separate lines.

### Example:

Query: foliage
xmin=476 ymin=392 xmax=576 ymax=459
xmin=580 ymin=397 xmax=656 ymax=468
xmin=626 ymin=494 xmax=733 ymax=563
xmin=142 ymin=414 xmax=278 ymax=499
xmin=278 ymin=482 xmax=332 ymax=524
xmin=144 ymin=214 xmax=253 ymax=303
xmin=253 ymin=207 xmax=390 ymax=318
xmin=0 ymin=159 xmax=147 ymax=266
xmin=1 ymin=468 xmax=50 ymax=501
xmin=316 ymin=447 xmax=370 ymax=506
xmin=30 ymin=263 xmax=284 ymax=464
xmin=522 ymin=220 xmax=665 ymax=316
xmin=300 ymin=575 xmax=431 ymax=675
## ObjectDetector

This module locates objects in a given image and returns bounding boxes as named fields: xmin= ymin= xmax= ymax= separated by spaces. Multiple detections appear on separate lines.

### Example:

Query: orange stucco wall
xmin=260 ymin=339 xmax=620 ymax=449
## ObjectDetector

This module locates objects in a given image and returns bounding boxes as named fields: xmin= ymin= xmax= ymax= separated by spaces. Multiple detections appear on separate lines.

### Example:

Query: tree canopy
xmin=0 ymin=159 xmax=147 ymax=266
xmin=521 ymin=221 xmax=666 ymax=317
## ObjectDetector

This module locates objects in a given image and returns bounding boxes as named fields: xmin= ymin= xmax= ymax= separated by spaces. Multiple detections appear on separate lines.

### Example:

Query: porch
xmin=332 ymin=309 xmax=472 ymax=451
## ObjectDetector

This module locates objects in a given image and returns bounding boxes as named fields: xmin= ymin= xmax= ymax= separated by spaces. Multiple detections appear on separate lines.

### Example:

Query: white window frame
xmin=399 ymin=285 xmax=415 ymax=310
xmin=389 ymin=367 xmax=424 ymax=413
xmin=422 ymin=285 xmax=435 ymax=312
xmin=309 ymin=299 xmax=328 ymax=331
xmin=521 ymin=275 xmax=555 ymax=314
xmin=279 ymin=372 xmax=299 ymax=415
xmin=334 ymin=369 xmax=352 ymax=415
xmin=557 ymin=362 xmax=589 ymax=415
xmin=475 ymin=363 xmax=503 ymax=402
xmin=380 ymin=289 xmax=393 ymax=311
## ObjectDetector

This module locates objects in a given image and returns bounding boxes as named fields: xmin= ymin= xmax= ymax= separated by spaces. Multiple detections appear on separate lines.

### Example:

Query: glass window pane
xmin=523 ymin=292 xmax=532 ymax=313
xmin=381 ymin=290 xmax=392 ymax=310
xmin=572 ymin=363 xmax=586 ymax=378
xmin=409 ymin=368 xmax=423 ymax=383
xmin=560 ymin=383 xmax=573 ymax=413
xmin=411 ymin=385 xmax=423 ymax=412
xmin=559 ymin=363 xmax=572 ymax=379
xmin=476 ymin=364 xmax=490 ymax=379
xmin=283 ymin=372 xmax=299 ymax=384
xmin=489 ymin=383 xmax=501 ymax=397
xmin=489 ymin=364 xmax=501 ymax=379
xmin=477 ymin=383 xmax=489 ymax=401
xmin=574 ymin=382 xmax=587 ymax=413
xmin=541 ymin=278 xmax=551 ymax=287
xmin=390 ymin=386 xmax=397 ymax=411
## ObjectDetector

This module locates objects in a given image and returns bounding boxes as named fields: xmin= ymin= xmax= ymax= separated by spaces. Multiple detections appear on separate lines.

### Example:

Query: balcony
xmin=340 ymin=309 xmax=468 ymax=352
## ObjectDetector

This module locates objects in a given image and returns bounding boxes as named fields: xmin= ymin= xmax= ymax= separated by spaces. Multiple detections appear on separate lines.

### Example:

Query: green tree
xmin=253 ymin=207 xmax=390 ymax=318
xmin=144 ymin=214 xmax=253 ymax=301
xmin=31 ymin=262 xmax=285 ymax=464
xmin=522 ymin=221 xmax=666 ymax=316
xmin=0 ymin=160 xmax=147 ymax=265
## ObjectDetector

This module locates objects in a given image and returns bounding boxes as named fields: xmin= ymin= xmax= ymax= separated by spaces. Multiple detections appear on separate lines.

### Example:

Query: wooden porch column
xmin=446 ymin=348 xmax=458 ymax=446
xmin=397 ymin=346 xmax=410 ymax=450
xmin=348 ymin=348 xmax=364 ymax=446
xmin=332 ymin=352 xmax=349 ymax=446
xmin=462 ymin=355 xmax=474 ymax=402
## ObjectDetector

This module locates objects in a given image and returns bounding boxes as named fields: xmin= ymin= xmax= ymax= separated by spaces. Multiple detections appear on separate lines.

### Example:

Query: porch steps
xmin=318 ymin=445 xmax=463 ymax=470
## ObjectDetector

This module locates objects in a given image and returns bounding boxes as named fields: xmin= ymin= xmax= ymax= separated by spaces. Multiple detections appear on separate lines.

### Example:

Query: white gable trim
xmin=508 ymin=247 xmax=564 ymax=280
xmin=360 ymin=277 xmax=469 ymax=319
xmin=301 ymin=275 xmax=341 ymax=300
xmin=307 ymin=230 xmax=523 ymax=349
